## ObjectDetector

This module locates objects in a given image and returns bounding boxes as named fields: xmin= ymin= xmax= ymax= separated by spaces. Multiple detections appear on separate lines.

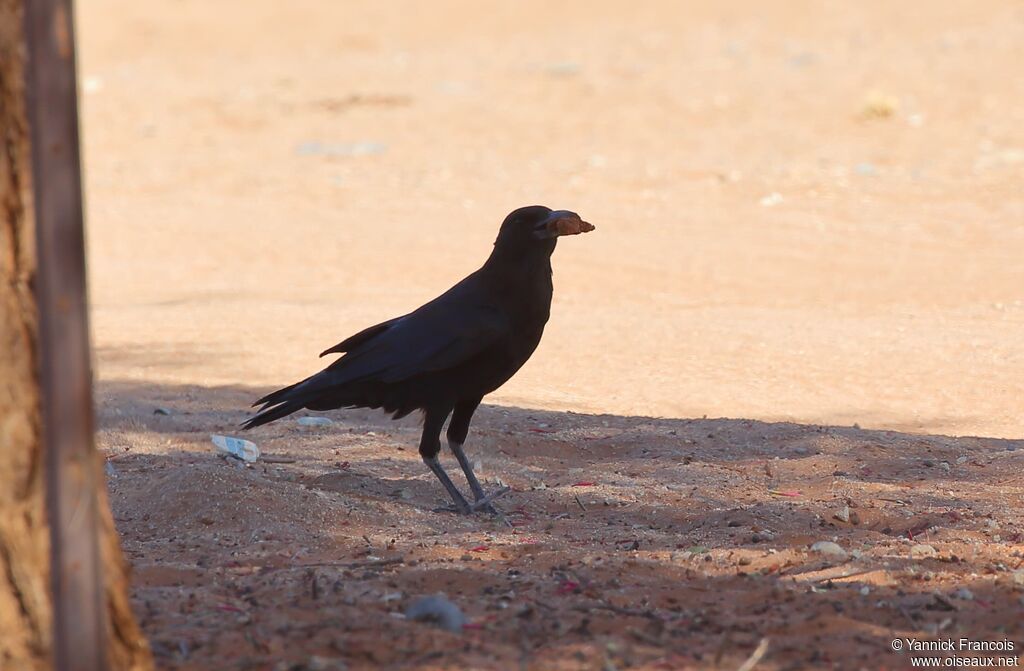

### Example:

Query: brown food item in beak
xmin=549 ymin=217 xmax=596 ymax=236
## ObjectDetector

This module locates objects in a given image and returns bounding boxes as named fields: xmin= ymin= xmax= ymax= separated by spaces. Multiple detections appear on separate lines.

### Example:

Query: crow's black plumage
xmin=243 ymin=205 xmax=594 ymax=513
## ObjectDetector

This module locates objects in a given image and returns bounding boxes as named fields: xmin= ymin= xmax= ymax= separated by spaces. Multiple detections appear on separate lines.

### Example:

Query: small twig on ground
xmin=268 ymin=557 xmax=406 ymax=572
xmin=261 ymin=456 xmax=297 ymax=464
xmin=931 ymin=591 xmax=959 ymax=612
xmin=533 ymin=598 xmax=556 ymax=611
xmin=629 ymin=627 xmax=664 ymax=646
xmin=737 ymin=637 xmax=770 ymax=671
xmin=307 ymin=568 xmax=319 ymax=600
xmin=244 ymin=630 xmax=270 ymax=654
xmin=713 ymin=630 xmax=733 ymax=666
xmin=574 ymin=493 xmax=587 ymax=512
xmin=812 ymin=567 xmax=879 ymax=584
xmin=898 ymin=604 xmax=919 ymax=629
xmin=573 ymin=601 xmax=660 ymax=621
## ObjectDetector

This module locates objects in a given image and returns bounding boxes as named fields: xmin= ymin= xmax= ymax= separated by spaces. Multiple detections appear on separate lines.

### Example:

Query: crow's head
xmin=493 ymin=205 xmax=595 ymax=256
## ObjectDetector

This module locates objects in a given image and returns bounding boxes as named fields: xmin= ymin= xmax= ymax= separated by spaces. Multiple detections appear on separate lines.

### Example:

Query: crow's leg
xmin=448 ymin=398 xmax=510 ymax=514
xmin=420 ymin=405 xmax=472 ymax=514
xmin=423 ymin=457 xmax=472 ymax=514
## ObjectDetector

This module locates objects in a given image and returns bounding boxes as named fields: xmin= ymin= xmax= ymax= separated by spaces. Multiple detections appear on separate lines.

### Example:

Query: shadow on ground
xmin=96 ymin=380 xmax=1024 ymax=670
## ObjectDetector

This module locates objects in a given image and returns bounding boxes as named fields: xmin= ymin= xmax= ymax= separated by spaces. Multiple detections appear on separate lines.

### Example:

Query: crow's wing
xmin=319 ymin=316 xmax=404 ymax=357
xmin=247 ymin=274 xmax=509 ymax=424
xmin=327 ymin=286 xmax=509 ymax=384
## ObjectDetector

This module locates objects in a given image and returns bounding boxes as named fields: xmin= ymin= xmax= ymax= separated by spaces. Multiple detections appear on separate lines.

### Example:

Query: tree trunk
xmin=0 ymin=1 xmax=151 ymax=668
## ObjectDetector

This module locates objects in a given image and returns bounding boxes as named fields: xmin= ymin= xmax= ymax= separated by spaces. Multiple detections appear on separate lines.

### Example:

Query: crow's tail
xmin=253 ymin=379 xmax=297 ymax=405
xmin=243 ymin=338 xmax=389 ymax=430
xmin=243 ymin=369 xmax=364 ymax=430
xmin=243 ymin=377 xmax=315 ymax=430
xmin=241 ymin=399 xmax=306 ymax=430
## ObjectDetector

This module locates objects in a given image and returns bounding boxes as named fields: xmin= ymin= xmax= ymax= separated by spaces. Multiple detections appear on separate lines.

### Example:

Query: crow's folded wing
xmin=322 ymin=283 xmax=510 ymax=385
xmin=320 ymin=316 xmax=404 ymax=357
xmin=250 ymin=276 xmax=509 ymax=418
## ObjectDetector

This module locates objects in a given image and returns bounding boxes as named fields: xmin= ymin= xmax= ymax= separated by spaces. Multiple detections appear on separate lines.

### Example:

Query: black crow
xmin=243 ymin=205 xmax=595 ymax=514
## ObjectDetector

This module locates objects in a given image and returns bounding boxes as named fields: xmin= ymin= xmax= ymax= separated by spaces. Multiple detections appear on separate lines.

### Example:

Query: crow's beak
xmin=536 ymin=210 xmax=596 ymax=238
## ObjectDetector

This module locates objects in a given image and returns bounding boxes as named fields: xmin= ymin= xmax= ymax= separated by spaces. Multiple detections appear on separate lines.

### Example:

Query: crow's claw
xmin=470 ymin=486 xmax=511 ymax=512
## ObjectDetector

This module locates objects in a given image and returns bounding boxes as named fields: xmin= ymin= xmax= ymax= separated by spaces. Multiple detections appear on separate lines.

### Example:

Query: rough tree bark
xmin=0 ymin=1 xmax=151 ymax=668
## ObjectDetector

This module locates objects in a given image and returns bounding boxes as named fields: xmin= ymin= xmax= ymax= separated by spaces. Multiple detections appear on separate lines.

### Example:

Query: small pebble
xmin=82 ymin=76 xmax=104 ymax=94
xmin=810 ymin=541 xmax=848 ymax=559
xmin=834 ymin=506 xmax=851 ymax=523
xmin=306 ymin=656 xmax=348 ymax=671
xmin=297 ymin=416 xmax=333 ymax=427
xmin=153 ymin=407 xmax=172 ymax=416
xmin=296 ymin=141 xmax=386 ymax=157
xmin=545 ymin=62 xmax=581 ymax=77
xmin=405 ymin=595 xmax=465 ymax=633
xmin=860 ymin=92 xmax=899 ymax=120
xmin=910 ymin=544 xmax=938 ymax=559
xmin=954 ymin=587 xmax=974 ymax=601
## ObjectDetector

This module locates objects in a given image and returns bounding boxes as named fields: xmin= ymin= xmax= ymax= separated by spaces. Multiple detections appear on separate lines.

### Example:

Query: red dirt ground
xmin=78 ymin=1 xmax=1024 ymax=668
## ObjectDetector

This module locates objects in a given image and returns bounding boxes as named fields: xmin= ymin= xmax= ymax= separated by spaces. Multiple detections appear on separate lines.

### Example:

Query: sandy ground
xmin=76 ymin=1 xmax=1024 ymax=669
